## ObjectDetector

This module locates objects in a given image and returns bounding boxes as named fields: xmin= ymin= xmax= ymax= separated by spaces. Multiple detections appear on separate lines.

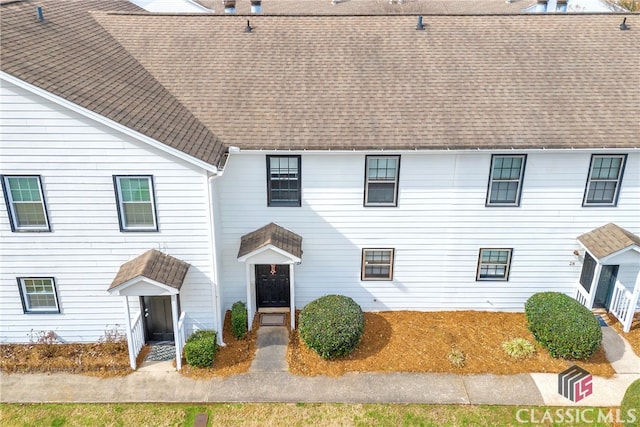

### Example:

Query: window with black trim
xmin=486 ymin=155 xmax=526 ymax=206
xmin=582 ymin=154 xmax=626 ymax=206
xmin=18 ymin=277 xmax=60 ymax=313
xmin=476 ymin=248 xmax=512 ymax=281
xmin=1 ymin=175 xmax=51 ymax=232
xmin=364 ymin=156 xmax=400 ymax=206
xmin=362 ymin=248 xmax=394 ymax=280
xmin=267 ymin=156 xmax=301 ymax=207
xmin=113 ymin=175 xmax=158 ymax=231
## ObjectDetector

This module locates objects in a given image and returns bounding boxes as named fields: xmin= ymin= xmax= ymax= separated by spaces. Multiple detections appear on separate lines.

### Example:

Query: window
xmin=362 ymin=249 xmax=394 ymax=280
xmin=17 ymin=277 xmax=60 ymax=313
xmin=1 ymin=175 xmax=50 ymax=232
xmin=583 ymin=155 xmax=626 ymax=206
xmin=476 ymin=249 xmax=512 ymax=281
xmin=364 ymin=156 xmax=400 ymax=206
xmin=267 ymin=156 xmax=301 ymax=207
xmin=113 ymin=176 xmax=158 ymax=231
xmin=486 ymin=155 xmax=526 ymax=206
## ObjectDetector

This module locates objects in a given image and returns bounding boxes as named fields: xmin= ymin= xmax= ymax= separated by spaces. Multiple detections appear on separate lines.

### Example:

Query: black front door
xmin=142 ymin=296 xmax=174 ymax=342
xmin=256 ymin=264 xmax=290 ymax=308
xmin=594 ymin=265 xmax=619 ymax=309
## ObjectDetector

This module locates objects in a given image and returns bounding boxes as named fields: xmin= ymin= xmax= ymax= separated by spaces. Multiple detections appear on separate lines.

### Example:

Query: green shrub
xmin=525 ymin=292 xmax=602 ymax=360
xmin=502 ymin=338 xmax=536 ymax=360
xmin=231 ymin=301 xmax=248 ymax=339
xmin=184 ymin=329 xmax=218 ymax=368
xmin=447 ymin=347 xmax=466 ymax=368
xmin=299 ymin=294 xmax=364 ymax=360
xmin=621 ymin=379 xmax=640 ymax=427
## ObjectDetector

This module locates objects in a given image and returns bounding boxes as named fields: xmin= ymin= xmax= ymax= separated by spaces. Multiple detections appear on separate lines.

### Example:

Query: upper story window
xmin=1 ymin=175 xmax=51 ymax=232
xmin=476 ymin=248 xmax=513 ymax=281
xmin=113 ymin=175 xmax=158 ymax=231
xmin=362 ymin=248 xmax=395 ymax=281
xmin=18 ymin=277 xmax=60 ymax=313
xmin=364 ymin=155 xmax=400 ymax=207
xmin=267 ymin=156 xmax=301 ymax=207
xmin=582 ymin=155 xmax=626 ymax=207
xmin=486 ymin=155 xmax=526 ymax=207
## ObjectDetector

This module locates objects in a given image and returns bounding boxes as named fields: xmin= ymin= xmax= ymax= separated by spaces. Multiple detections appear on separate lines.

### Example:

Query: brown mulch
xmin=0 ymin=341 xmax=131 ymax=377
xmin=606 ymin=311 xmax=640 ymax=357
xmin=179 ymin=310 xmax=258 ymax=378
xmin=287 ymin=311 xmax=616 ymax=378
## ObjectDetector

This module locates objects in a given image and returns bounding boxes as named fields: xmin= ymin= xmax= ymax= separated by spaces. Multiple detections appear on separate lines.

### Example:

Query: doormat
xmin=145 ymin=344 xmax=176 ymax=361
xmin=260 ymin=313 xmax=286 ymax=326
xmin=596 ymin=315 xmax=608 ymax=327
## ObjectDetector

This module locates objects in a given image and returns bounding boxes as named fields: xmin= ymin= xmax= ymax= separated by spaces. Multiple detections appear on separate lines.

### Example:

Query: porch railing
xmin=610 ymin=282 xmax=639 ymax=333
xmin=130 ymin=312 xmax=145 ymax=369
xmin=176 ymin=311 xmax=187 ymax=370
xmin=574 ymin=283 xmax=589 ymax=307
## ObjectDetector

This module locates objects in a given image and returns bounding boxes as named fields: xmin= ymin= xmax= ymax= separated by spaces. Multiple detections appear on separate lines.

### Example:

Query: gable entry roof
xmin=578 ymin=223 xmax=640 ymax=261
xmin=238 ymin=222 xmax=303 ymax=261
xmin=109 ymin=249 xmax=191 ymax=293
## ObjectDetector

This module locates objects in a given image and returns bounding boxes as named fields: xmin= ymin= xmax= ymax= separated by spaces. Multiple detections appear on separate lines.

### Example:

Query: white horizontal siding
xmin=0 ymin=81 xmax=216 ymax=343
xmin=217 ymin=150 xmax=639 ymax=312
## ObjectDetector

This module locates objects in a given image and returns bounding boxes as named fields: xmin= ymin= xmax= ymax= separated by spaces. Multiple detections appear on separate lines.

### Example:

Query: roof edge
xmin=1 ymin=71 xmax=219 ymax=174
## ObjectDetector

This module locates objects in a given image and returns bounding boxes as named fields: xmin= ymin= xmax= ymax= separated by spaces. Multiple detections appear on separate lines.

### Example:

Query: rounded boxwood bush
xmin=231 ymin=301 xmax=248 ymax=339
xmin=184 ymin=329 xmax=218 ymax=368
xmin=525 ymin=292 xmax=602 ymax=360
xmin=299 ymin=294 xmax=364 ymax=360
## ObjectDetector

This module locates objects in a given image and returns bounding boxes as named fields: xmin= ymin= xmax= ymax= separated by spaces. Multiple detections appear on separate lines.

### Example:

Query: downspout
xmin=207 ymin=169 xmax=225 ymax=346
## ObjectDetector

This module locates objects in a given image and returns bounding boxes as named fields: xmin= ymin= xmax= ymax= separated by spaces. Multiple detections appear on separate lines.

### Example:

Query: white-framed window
xmin=476 ymin=248 xmax=513 ymax=281
xmin=1 ymin=175 xmax=50 ymax=232
xmin=362 ymin=248 xmax=395 ymax=280
xmin=486 ymin=155 xmax=526 ymax=207
xmin=113 ymin=175 xmax=158 ymax=231
xmin=364 ymin=156 xmax=400 ymax=206
xmin=267 ymin=155 xmax=301 ymax=207
xmin=17 ymin=277 xmax=60 ymax=313
xmin=582 ymin=154 xmax=627 ymax=206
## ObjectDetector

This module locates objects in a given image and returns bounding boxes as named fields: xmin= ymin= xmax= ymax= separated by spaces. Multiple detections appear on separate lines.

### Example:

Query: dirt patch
xmin=180 ymin=310 xmax=258 ymax=378
xmin=606 ymin=312 xmax=640 ymax=357
xmin=0 ymin=341 xmax=131 ymax=377
xmin=287 ymin=311 xmax=616 ymax=378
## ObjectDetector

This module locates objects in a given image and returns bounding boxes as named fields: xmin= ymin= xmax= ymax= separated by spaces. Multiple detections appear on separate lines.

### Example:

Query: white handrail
xmin=176 ymin=311 xmax=187 ymax=370
xmin=130 ymin=312 xmax=145 ymax=369
xmin=609 ymin=282 xmax=635 ymax=333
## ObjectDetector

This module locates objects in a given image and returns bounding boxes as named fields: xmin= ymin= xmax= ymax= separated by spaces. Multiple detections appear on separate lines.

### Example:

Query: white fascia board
xmin=229 ymin=147 xmax=639 ymax=155
xmin=107 ymin=276 xmax=180 ymax=295
xmin=237 ymin=244 xmax=301 ymax=264
xmin=1 ymin=72 xmax=218 ymax=174
xmin=599 ymin=245 xmax=640 ymax=264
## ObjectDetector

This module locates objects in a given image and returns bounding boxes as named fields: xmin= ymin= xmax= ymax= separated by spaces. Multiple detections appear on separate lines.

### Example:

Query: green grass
xmin=0 ymin=403 xmax=622 ymax=426
xmin=621 ymin=379 xmax=640 ymax=427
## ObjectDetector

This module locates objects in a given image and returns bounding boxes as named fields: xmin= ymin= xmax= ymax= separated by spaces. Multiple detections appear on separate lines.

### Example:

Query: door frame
xmin=255 ymin=264 xmax=291 ymax=309
xmin=593 ymin=265 xmax=619 ymax=310
xmin=141 ymin=295 xmax=179 ymax=343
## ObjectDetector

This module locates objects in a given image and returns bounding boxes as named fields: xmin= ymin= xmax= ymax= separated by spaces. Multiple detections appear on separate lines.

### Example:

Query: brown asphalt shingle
xmin=109 ymin=249 xmax=191 ymax=291
xmin=238 ymin=222 xmax=303 ymax=259
xmin=578 ymin=223 xmax=640 ymax=260
xmin=0 ymin=0 xmax=226 ymax=168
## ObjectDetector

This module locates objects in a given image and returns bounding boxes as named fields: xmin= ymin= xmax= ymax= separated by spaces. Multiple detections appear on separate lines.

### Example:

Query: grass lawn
xmin=0 ymin=403 xmax=623 ymax=427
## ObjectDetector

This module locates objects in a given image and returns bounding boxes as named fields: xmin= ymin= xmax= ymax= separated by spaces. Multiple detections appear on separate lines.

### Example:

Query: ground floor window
xmin=17 ymin=277 xmax=60 ymax=313
xmin=476 ymin=249 xmax=512 ymax=281
xmin=362 ymin=249 xmax=394 ymax=280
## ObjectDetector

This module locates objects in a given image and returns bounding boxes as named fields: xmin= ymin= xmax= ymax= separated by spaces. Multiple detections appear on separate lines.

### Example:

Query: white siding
xmin=0 ymin=81 xmax=216 ymax=343
xmin=217 ymin=151 xmax=640 ymax=312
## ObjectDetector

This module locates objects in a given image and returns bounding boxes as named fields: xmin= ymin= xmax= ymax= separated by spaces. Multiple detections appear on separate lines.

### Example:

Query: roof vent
xmin=245 ymin=19 xmax=253 ymax=33
xmin=620 ymin=18 xmax=629 ymax=31
xmin=224 ymin=0 xmax=236 ymax=14
xmin=36 ymin=6 xmax=44 ymax=22
xmin=416 ymin=16 xmax=425 ymax=31
xmin=251 ymin=0 xmax=262 ymax=13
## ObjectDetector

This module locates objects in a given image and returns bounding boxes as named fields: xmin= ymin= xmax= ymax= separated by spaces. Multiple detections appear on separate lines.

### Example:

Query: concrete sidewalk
xmin=0 ymin=325 xmax=638 ymax=406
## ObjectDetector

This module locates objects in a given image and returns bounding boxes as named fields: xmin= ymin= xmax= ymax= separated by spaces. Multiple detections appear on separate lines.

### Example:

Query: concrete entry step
xmin=249 ymin=326 xmax=289 ymax=373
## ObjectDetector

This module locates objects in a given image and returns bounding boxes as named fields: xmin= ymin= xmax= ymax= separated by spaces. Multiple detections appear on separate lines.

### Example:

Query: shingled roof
xmin=578 ymin=223 xmax=640 ymax=260
xmin=2 ymin=2 xmax=638 ymax=156
xmin=238 ymin=223 xmax=303 ymax=260
xmin=109 ymin=249 xmax=191 ymax=291
xmin=0 ymin=0 xmax=226 ymax=168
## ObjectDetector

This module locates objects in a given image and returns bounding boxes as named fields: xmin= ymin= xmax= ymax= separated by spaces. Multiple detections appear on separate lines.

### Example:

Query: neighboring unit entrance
xmin=142 ymin=296 xmax=174 ymax=342
xmin=256 ymin=264 xmax=290 ymax=308
xmin=593 ymin=265 xmax=619 ymax=309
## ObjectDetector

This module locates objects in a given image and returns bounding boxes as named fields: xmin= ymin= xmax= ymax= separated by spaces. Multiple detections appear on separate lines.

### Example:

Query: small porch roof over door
xmin=578 ymin=223 xmax=640 ymax=262
xmin=237 ymin=222 xmax=303 ymax=263
xmin=108 ymin=249 xmax=191 ymax=296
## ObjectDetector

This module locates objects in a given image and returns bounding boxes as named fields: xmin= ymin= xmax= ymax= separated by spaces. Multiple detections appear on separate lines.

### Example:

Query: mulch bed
xmin=287 ymin=311 xmax=616 ymax=378
xmin=606 ymin=311 xmax=640 ymax=357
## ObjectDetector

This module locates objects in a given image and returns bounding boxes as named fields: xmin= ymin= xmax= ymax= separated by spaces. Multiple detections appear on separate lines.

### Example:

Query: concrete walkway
xmin=0 ymin=325 xmax=638 ymax=405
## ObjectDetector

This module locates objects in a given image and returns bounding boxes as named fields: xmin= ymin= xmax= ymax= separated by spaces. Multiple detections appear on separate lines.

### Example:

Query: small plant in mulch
xmin=98 ymin=325 xmax=127 ymax=355
xmin=231 ymin=301 xmax=248 ymax=339
xmin=184 ymin=330 xmax=219 ymax=368
xmin=502 ymin=338 xmax=536 ymax=360
xmin=27 ymin=330 xmax=60 ymax=358
xmin=447 ymin=347 xmax=466 ymax=368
